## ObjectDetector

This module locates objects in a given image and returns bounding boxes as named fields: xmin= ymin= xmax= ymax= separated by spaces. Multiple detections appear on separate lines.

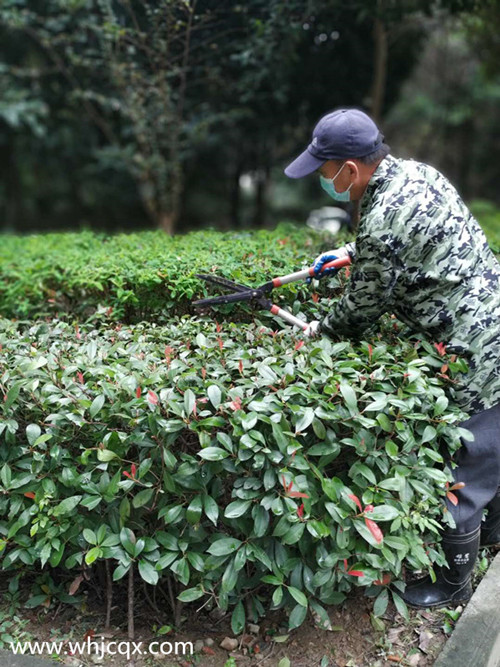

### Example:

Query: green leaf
xmin=186 ymin=495 xmax=203 ymax=524
xmin=53 ymin=495 xmax=82 ymax=517
xmin=288 ymin=586 xmax=308 ymax=607
xmin=207 ymin=385 xmax=222 ymax=409
xmin=373 ymin=589 xmax=389 ymax=617
xmin=392 ymin=591 xmax=409 ymax=620
xmin=224 ymin=499 xmax=251 ymax=519
xmin=202 ymin=494 xmax=219 ymax=526
xmin=376 ymin=413 xmax=392 ymax=432
xmin=366 ymin=505 xmax=399 ymax=521
xmin=133 ymin=488 xmax=154 ymax=508
xmin=139 ymin=559 xmax=159 ymax=585
xmin=177 ymin=587 xmax=204 ymax=602
xmin=339 ymin=383 xmax=357 ymax=414
xmin=89 ymin=394 xmax=105 ymax=418
xmin=83 ymin=528 xmax=97 ymax=545
xmin=113 ymin=564 xmax=130 ymax=581
xmin=288 ymin=602 xmax=308 ymax=629
xmin=197 ymin=447 xmax=229 ymax=461
xmin=207 ymin=537 xmax=242 ymax=556
xmin=26 ymin=424 xmax=41 ymax=446
xmin=1 ymin=464 xmax=11 ymax=489
xmin=385 ymin=440 xmax=398 ymax=457
xmin=295 ymin=408 xmax=315 ymax=433
xmin=4 ymin=382 xmax=21 ymax=411
xmin=253 ymin=505 xmax=269 ymax=537
xmin=97 ymin=449 xmax=117 ymax=462
xmin=421 ymin=425 xmax=437 ymax=444
xmin=85 ymin=546 xmax=102 ymax=565
xmin=184 ymin=389 xmax=196 ymax=417
xmin=231 ymin=600 xmax=245 ymax=635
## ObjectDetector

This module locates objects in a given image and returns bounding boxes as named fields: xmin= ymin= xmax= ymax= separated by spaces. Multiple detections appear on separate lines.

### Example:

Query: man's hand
xmin=311 ymin=252 xmax=339 ymax=280
xmin=303 ymin=320 xmax=321 ymax=338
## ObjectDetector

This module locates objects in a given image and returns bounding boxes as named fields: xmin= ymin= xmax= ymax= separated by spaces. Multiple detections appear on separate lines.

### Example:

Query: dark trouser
xmin=447 ymin=401 xmax=500 ymax=534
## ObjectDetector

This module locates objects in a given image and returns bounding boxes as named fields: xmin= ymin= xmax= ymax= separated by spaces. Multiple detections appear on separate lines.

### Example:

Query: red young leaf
xmin=24 ymin=492 xmax=35 ymax=499
xmin=449 ymin=481 xmax=466 ymax=491
xmin=69 ymin=575 xmax=84 ymax=596
xmin=147 ymin=390 xmax=159 ymax=406
xmin=434 ymin=342 xmax=446 ymax=356
xmin=365 ymin=518 xmax=384 ymax=543
xmin=297 ymin=503 xmax=304 ymax=519
xmin=239 ymin=359 xmax=243 ymax=374
xmin=311 ymin=292 xmax=319 ymax=303
xmin=77 ymin=372 xmax=84 ymax=384
xmin=446 ymin=491 xmax=459 ymax=506
xmin=368 ymin=343 xmax=373 ymax=360
xmin=295 ymin=340 xmax=305 ymax=351
xmin=217 ymin=337 xmax=224 ymax=351
xmin=216 ymin=322 xmax=222 ymax=333
xmin=136 ymin=387 xmax=142 ymax=399
xmin=229 ymin=397 xmax=242 ymax=411
xmin=123 ymin=471 xmax=131 ymax=479
xmin=131 ymin=463 xmax=137 ymax=478
xmin=288 ymin=491 xmax=310 ymax=499
xmin=374 ymin=574 xmax=392 ymax=586
xmin=348 ymin=493 xmax=363 ymax=513
xmin=75 ymin=325 xmax=81 ymax=340
xmin=347 ymin=569 xmax=364 ymax=577
xmin=201 ymin=367 xmax=206 ymax=380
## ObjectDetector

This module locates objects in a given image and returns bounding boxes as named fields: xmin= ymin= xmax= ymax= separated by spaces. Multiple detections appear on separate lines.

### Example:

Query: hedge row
xmin=0 ymin=313 xmax=471 ymax=628
xmin=0 ymin=224 xmax=340 ymax=323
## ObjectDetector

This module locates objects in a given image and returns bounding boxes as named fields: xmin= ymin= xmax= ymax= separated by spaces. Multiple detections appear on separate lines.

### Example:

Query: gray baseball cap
xmin=284 ymin=108 xmax=384 ymax=179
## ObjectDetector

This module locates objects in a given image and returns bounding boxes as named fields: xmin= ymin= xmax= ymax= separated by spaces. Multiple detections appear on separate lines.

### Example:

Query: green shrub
xmin=469 ymin=199 xmax=500 ymax=252
xmin=0 ymin=313 xmax=471 ymax=628
xmin=0 ymin=224 xmax=340 ymax=323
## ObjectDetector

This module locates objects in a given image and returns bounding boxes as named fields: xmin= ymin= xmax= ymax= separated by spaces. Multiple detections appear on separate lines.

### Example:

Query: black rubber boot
xmin=481 ymin=487 xmax=500 ymax=547
xmin=402 ymin=527 xmax=480 ymax=609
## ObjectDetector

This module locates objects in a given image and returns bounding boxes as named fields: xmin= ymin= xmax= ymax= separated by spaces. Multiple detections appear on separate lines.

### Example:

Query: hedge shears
xmin=193 ymin=255 xmax=351 ymax=332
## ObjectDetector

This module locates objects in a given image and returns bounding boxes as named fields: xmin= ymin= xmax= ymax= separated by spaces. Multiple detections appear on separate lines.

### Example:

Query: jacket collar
xmin=360 ymin=154 xmax=398 ymax=212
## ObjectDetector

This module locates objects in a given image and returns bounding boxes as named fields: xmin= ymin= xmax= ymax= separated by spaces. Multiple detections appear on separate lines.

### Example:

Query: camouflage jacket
xmin=321 ymin=154 xmax=500 ymax=416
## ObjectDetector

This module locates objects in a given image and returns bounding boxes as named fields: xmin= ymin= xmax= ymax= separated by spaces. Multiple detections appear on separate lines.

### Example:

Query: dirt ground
xmin=2 ymin=549 xmax=496 ymax=667
xmin=0 ymin=585 xmax=455 ymax=667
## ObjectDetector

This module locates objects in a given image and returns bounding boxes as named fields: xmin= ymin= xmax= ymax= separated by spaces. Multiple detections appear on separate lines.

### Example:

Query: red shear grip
xmin=321 ymin=256 xmax=351 ymax=271
xmin=270 ymin=305 xmax=280 ymax=315
xmin=272 ymin=278 xmax=282 ymax=287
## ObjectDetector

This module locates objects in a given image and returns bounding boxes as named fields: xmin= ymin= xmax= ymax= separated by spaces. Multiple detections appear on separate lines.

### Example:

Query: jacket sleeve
xmin=321 ymin=233 xmax=399 ymax=339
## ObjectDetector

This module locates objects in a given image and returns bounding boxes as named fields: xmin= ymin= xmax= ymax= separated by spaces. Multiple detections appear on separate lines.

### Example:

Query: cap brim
xmin=284 ymin=149 xmax=325 ymax=179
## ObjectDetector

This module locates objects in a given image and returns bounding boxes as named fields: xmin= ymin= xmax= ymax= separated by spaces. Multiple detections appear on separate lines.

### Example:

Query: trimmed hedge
xmin=0 ymin=224 xmax=341 ymax=323
xmin=0 ymin=312 xmax=471 ymax=629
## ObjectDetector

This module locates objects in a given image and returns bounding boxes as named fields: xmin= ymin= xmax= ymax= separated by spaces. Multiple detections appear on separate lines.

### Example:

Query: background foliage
xmin=1 ymin=0 xmax=497 ymax=234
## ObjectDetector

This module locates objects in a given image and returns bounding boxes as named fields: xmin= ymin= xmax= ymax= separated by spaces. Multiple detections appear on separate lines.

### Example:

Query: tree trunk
xmin=371 ymin=10 xmax=388 ymax=123
xmin=230 ymin=160 xmax=243 ymax=228
xmin=158 ymin=210 xmax=177 ymax=235
xmin=253 ymin=165 xmax=270 ymax=228
xmin=457 ymin=117 xmax=474 ymax=199
xmin=128 ymin=565 xmax=135 ymax=641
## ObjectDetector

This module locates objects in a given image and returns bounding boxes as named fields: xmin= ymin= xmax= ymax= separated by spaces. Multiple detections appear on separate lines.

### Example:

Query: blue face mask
xmin=319 ymin=163 xmax=353 ymax=202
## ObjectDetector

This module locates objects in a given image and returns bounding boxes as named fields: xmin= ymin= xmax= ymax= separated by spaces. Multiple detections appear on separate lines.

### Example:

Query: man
xmin=284 ymin=107 xmax=500 ymax=609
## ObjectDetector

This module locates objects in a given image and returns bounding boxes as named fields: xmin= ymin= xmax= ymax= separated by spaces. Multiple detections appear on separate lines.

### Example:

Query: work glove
xmin=307 ymin=243 xmax=355 ymax=284
xmin=303 ymin=320 xmax=321 ymax=338
xmin=310 ymin=252 xmax=339 ymax=281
